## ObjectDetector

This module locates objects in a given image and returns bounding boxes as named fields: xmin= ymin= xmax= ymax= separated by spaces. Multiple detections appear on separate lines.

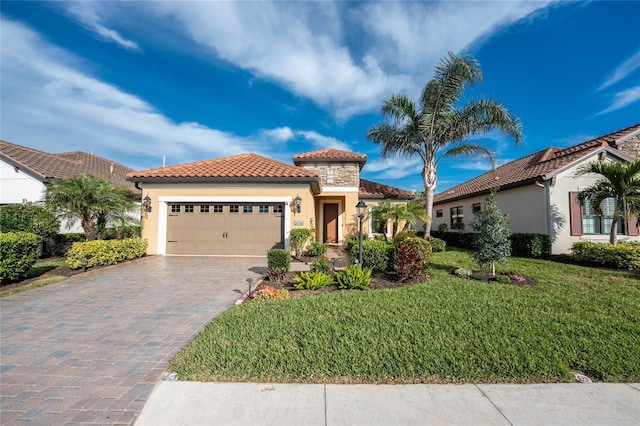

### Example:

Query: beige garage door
xmin=166 ymin=203 xmax=284 ymax=255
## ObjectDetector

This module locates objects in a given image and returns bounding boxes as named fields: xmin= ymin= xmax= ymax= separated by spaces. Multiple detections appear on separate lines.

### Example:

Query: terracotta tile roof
xmin=293 ymin=149 xmax=367 ymax=169
xmin=359 ymin=178 xmax=414 ymax=200
xmin=127 ymin=153 xmax=319 ymax=181
xmin=0 ymin=140 xmax=137 ymax=190
xmin=434 ymin=123 xmax=640 ymax=204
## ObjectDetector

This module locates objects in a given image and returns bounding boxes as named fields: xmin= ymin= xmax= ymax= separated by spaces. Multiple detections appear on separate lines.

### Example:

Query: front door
xmin=323 ymin=204 xmax=339 ymax=243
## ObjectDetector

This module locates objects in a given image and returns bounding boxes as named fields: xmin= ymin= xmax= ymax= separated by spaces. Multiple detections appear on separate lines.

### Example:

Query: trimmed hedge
xmin=430 ymin=230 xmax=476 ymax=249
xmin=510 ymin=233 xmax=551 ymax=258
xmin=430 ymin=238 xmax=446 ymax=252
xmin=66 ymin=238 xmax=148 ymax=269
xmin=350 ymin=239 xmax=395 ymax=273
xmin=572 ymin=241 xmax=640 ymax=270
xmin=267 ymin=249 xmax=292 ymax=271
xmin=0 ymin=232 xmax=41 ymax=283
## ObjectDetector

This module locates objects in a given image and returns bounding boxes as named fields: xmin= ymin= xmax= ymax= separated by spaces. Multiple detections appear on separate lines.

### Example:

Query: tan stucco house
xmin=127 ymin=149 xmax=413 ymax=256
xmin=431 ymin=124 xmax=640 ymax=254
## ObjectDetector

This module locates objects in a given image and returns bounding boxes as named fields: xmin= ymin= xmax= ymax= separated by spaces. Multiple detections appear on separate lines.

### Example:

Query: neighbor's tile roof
xmin=0 ymin=140 xmax=137 ymax=189
xmin=127 ymin=153 xmax=319 ymax=180
xmin=434 ymin=123 xmax=640 ymax=204
xmin=359 ymin=178 xmax=414 ymax=199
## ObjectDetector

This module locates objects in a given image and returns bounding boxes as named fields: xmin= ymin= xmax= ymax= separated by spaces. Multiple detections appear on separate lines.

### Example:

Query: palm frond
xmin=381 ymin=94 xmax=418 ymax=125
xmin=438 ymin=144 xmax=495 ymax=169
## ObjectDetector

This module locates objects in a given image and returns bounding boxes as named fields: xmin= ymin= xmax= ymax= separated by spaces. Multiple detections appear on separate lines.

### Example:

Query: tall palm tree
xmin=43 ymin=173 xmax=136 ymax=240
xmin=577 ymin=159 xmax=640 ymax=245
xmin=367 ymin=52 xmax=522 ymax=236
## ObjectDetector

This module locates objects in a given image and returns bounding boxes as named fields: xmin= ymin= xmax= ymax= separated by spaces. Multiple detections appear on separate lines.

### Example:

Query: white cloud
xmin=260 ymin=127 xmax=295 ymax=143
xmin=63 ymin=1 xmax=140 ymax=51
xmin=295 ymin=131 xmax=351 ymax=151
xmin=599 ymin=47 xmax=640 ymax=90
xmin=0 ymin=19 xmax=267 ymax=169
xmin=598 ymin=85 xmax=640 ymax=115
xmin=364 ymin=157 xmax=423 ymax=179
xmin=71 ymin=1 xmax=554 ymax=120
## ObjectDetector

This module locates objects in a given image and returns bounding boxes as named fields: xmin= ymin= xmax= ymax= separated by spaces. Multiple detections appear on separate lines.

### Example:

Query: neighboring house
xmin=0 ymin=140 xmax=139 ymax=233
xmin=431 ymin=124 xmax=640 ymax=254
xmin=127 ymin=149 xmax=414 ymax=256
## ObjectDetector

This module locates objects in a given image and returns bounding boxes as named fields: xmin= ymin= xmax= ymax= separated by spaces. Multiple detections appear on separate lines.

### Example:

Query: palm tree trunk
xmin=82 ymin=218 xmax=97 ymax=241
xmin=423 ymin=162 xmax=437 ymax=238
xmin=610 ymin=218 xmax=618 ymax=245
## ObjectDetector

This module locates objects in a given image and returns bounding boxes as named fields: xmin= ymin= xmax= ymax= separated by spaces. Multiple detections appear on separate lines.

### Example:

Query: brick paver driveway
xmin=1 ymin=256 xmax=266 ymax=425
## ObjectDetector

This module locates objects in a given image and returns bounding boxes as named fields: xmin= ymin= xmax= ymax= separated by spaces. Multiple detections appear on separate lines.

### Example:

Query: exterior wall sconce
xmin=294 ymin=194 xmax=302 ymax=213
xmin=356 ymin=200 xmax=367 ymax=265
xmin=143 ymin=195 xmax=152 ymax=212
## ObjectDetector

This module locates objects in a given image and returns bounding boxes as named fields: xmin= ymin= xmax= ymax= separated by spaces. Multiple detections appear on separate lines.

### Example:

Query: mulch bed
xmin=261 ymin=271 xmax=425 ymax=299
xmin=452 ymin=270 xmax=538 ymax=287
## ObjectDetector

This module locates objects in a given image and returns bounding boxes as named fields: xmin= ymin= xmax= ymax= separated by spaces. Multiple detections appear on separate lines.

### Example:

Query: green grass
xmin=0 ymin=258 xmax=68 ymax=297
xmin=173 ymin=249 xmax=640 ymax=384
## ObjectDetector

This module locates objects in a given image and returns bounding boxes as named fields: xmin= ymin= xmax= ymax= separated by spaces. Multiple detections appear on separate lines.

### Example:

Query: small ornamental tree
xmin=471 ymin=190 xmax=511 ymax=276
xmin=289 ymin=228 xmax=312 ymax=259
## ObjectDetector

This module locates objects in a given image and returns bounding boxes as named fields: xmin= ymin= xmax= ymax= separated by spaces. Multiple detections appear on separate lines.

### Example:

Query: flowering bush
xmin=252 ymin=285 xmax=291 ymax=300
xmin=510 ymin=274 xmax=527 ymax=283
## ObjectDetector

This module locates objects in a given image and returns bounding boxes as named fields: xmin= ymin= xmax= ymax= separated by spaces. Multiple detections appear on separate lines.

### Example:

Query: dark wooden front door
xmin=323 ymin=204 xmax=339 ymax=243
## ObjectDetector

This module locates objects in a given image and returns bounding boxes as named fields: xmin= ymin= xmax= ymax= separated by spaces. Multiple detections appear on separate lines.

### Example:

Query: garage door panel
xmin=166 ymin=203 xmax=284 ymax=255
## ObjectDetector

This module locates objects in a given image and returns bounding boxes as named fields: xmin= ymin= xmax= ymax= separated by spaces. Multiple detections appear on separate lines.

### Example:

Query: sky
xmin=1 ymin=0 xmax=639 ymax=193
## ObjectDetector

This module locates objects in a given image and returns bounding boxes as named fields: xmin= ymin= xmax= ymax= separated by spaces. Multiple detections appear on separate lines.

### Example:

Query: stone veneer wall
xmin=616 ymin=133 xmax=640 ymax=160
xmin=301 ymin=163 xmax=360 ymax=187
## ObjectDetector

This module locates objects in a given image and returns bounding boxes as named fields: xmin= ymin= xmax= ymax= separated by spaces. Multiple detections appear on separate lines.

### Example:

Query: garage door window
xmin=243 ymin=205 xmax=253 ymax=213
xmin=200 ymin=205 xmax=210 ymax=213
xmin=273 ymin=205 xmax=283 ymax=214
xmin=229 ymin=205 xmax=239 ymax=213
xmin=213 ymin=204 xmax=223 ymax=213
xmin=259 ymin=205 xmax=269 ymax=213
xmin=184 ymin=205 xmax=194 ymax=213
xmin=171 ymin=205 xmax=180 ymax=213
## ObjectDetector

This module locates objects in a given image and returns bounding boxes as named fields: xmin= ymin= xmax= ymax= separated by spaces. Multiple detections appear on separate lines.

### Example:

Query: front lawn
xmin=170 ymin=249 xmax=640 ymax=383
xmin=0 ymin=258 xmax=68 ymax=297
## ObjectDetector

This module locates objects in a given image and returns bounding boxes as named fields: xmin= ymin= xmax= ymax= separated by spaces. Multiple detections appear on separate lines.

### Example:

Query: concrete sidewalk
xmin=136 ymin=381 xmax=640 ymax=425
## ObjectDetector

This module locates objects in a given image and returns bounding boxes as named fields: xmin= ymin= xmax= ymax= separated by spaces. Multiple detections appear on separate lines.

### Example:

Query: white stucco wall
xmin=431 ymin=185 xmax=546 ymax=235
xmin=0 ymin=159 xmax=45 ymax=204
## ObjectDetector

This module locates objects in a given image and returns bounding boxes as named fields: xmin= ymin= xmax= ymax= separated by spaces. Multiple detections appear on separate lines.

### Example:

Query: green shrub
xmin=50 ymin=233 xmax=86 ymax=256
xmin=438 ymin=223 xmax=449 ymax=232
xmin=453 ymin=268 xmax=472 ymax=276
xmin=252 ymin=285 xmax=291 ymax=300
xmin=394 ymin=243 xmax=425 ymax=282
xmin=335 ymin=265 xmax=371 ymax=290
xmin=307 ymin=241 xmax=328 ymax=257
xmin=572 ymin=241 xmax=640 ymax=269
xmin=293 ymin=271 xmax=334 ymax=290
xmin=393 ymin=231 xmax=417 ymax=244
xmin=472 ymin=273 xmax=489 ymax=281
xmin=267 ymin=249 xmax=291 ymax=271
xmin=66 ymin=238 xmax=147 ymax=269
xmin=0 ymin=204 xmax=59 ymax=239
xmin=510 ymin=233 xmax=551 ymax=258
xmin=431 ymin=231 xmax=476 ymax=249
xmin=351 ymin=240 xmax=395 ymax=273
xmin=398 ymin=237 xmax=432 ymax=268
xmin=430 ymin=238 xmax=446 ymax=252
xmin=310 ymin=256 xmax=333 ymax=274
xmin=494 ymin=275 xmax=511 ymax=284
xmin=0 ymin=232 xmax=41 ymax=283
xmin=290 ymin=228 xmax=312 ymax=259
xmin=346 ymin=237 xmax=359 ymax=253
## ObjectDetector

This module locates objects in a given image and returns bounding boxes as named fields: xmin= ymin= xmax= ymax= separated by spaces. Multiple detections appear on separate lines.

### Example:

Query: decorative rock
xmin=163 ymin=372 xmax=178 ymax=381
xmin=574 ymin=373 xmax=592 ymax=383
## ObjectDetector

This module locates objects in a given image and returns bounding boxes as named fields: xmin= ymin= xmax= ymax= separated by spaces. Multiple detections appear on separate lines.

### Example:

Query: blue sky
xmin=1 ymin=1 xmax=639 ymax=193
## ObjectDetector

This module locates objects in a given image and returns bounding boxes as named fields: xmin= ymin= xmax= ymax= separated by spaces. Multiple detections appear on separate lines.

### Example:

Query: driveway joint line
xmin=475 ymin=384 xmax=513 ymax=426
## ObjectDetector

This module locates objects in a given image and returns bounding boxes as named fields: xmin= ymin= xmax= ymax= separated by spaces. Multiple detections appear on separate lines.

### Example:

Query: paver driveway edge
xmin=1 ymin=256 xmax=266 ymax=425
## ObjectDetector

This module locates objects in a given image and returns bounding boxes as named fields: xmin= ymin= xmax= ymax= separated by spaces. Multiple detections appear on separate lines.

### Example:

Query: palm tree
xmin=43 ymin=173 xmax=136 ymax=240
xmin=371 ymin=200 xmax=427 ymax=239
xmin=367 ymin=52 xmax=522 ymax=237
xmin=577 ymin=159 xmax=640 ymax=245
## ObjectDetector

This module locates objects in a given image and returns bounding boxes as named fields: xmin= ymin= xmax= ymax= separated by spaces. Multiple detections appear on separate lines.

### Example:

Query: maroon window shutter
xmin=628 ymin=215 xmax=639 ymax=236
xmin=569 ymin=192 xmax=583 ymax=236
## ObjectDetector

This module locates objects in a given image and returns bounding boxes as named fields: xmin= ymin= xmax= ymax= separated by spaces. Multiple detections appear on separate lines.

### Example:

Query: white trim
xmin=158 ymin=196 xmax=293 ymax=202
xmin=615 ymin=128 xmax=640 ymax=145
xmin=157 ymin=196 xmax=292 ymax=254
xmin=321 ymin=186 xmax=359 ymax=193
xmin=543 ymin=147 xmax=633 ymax=180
